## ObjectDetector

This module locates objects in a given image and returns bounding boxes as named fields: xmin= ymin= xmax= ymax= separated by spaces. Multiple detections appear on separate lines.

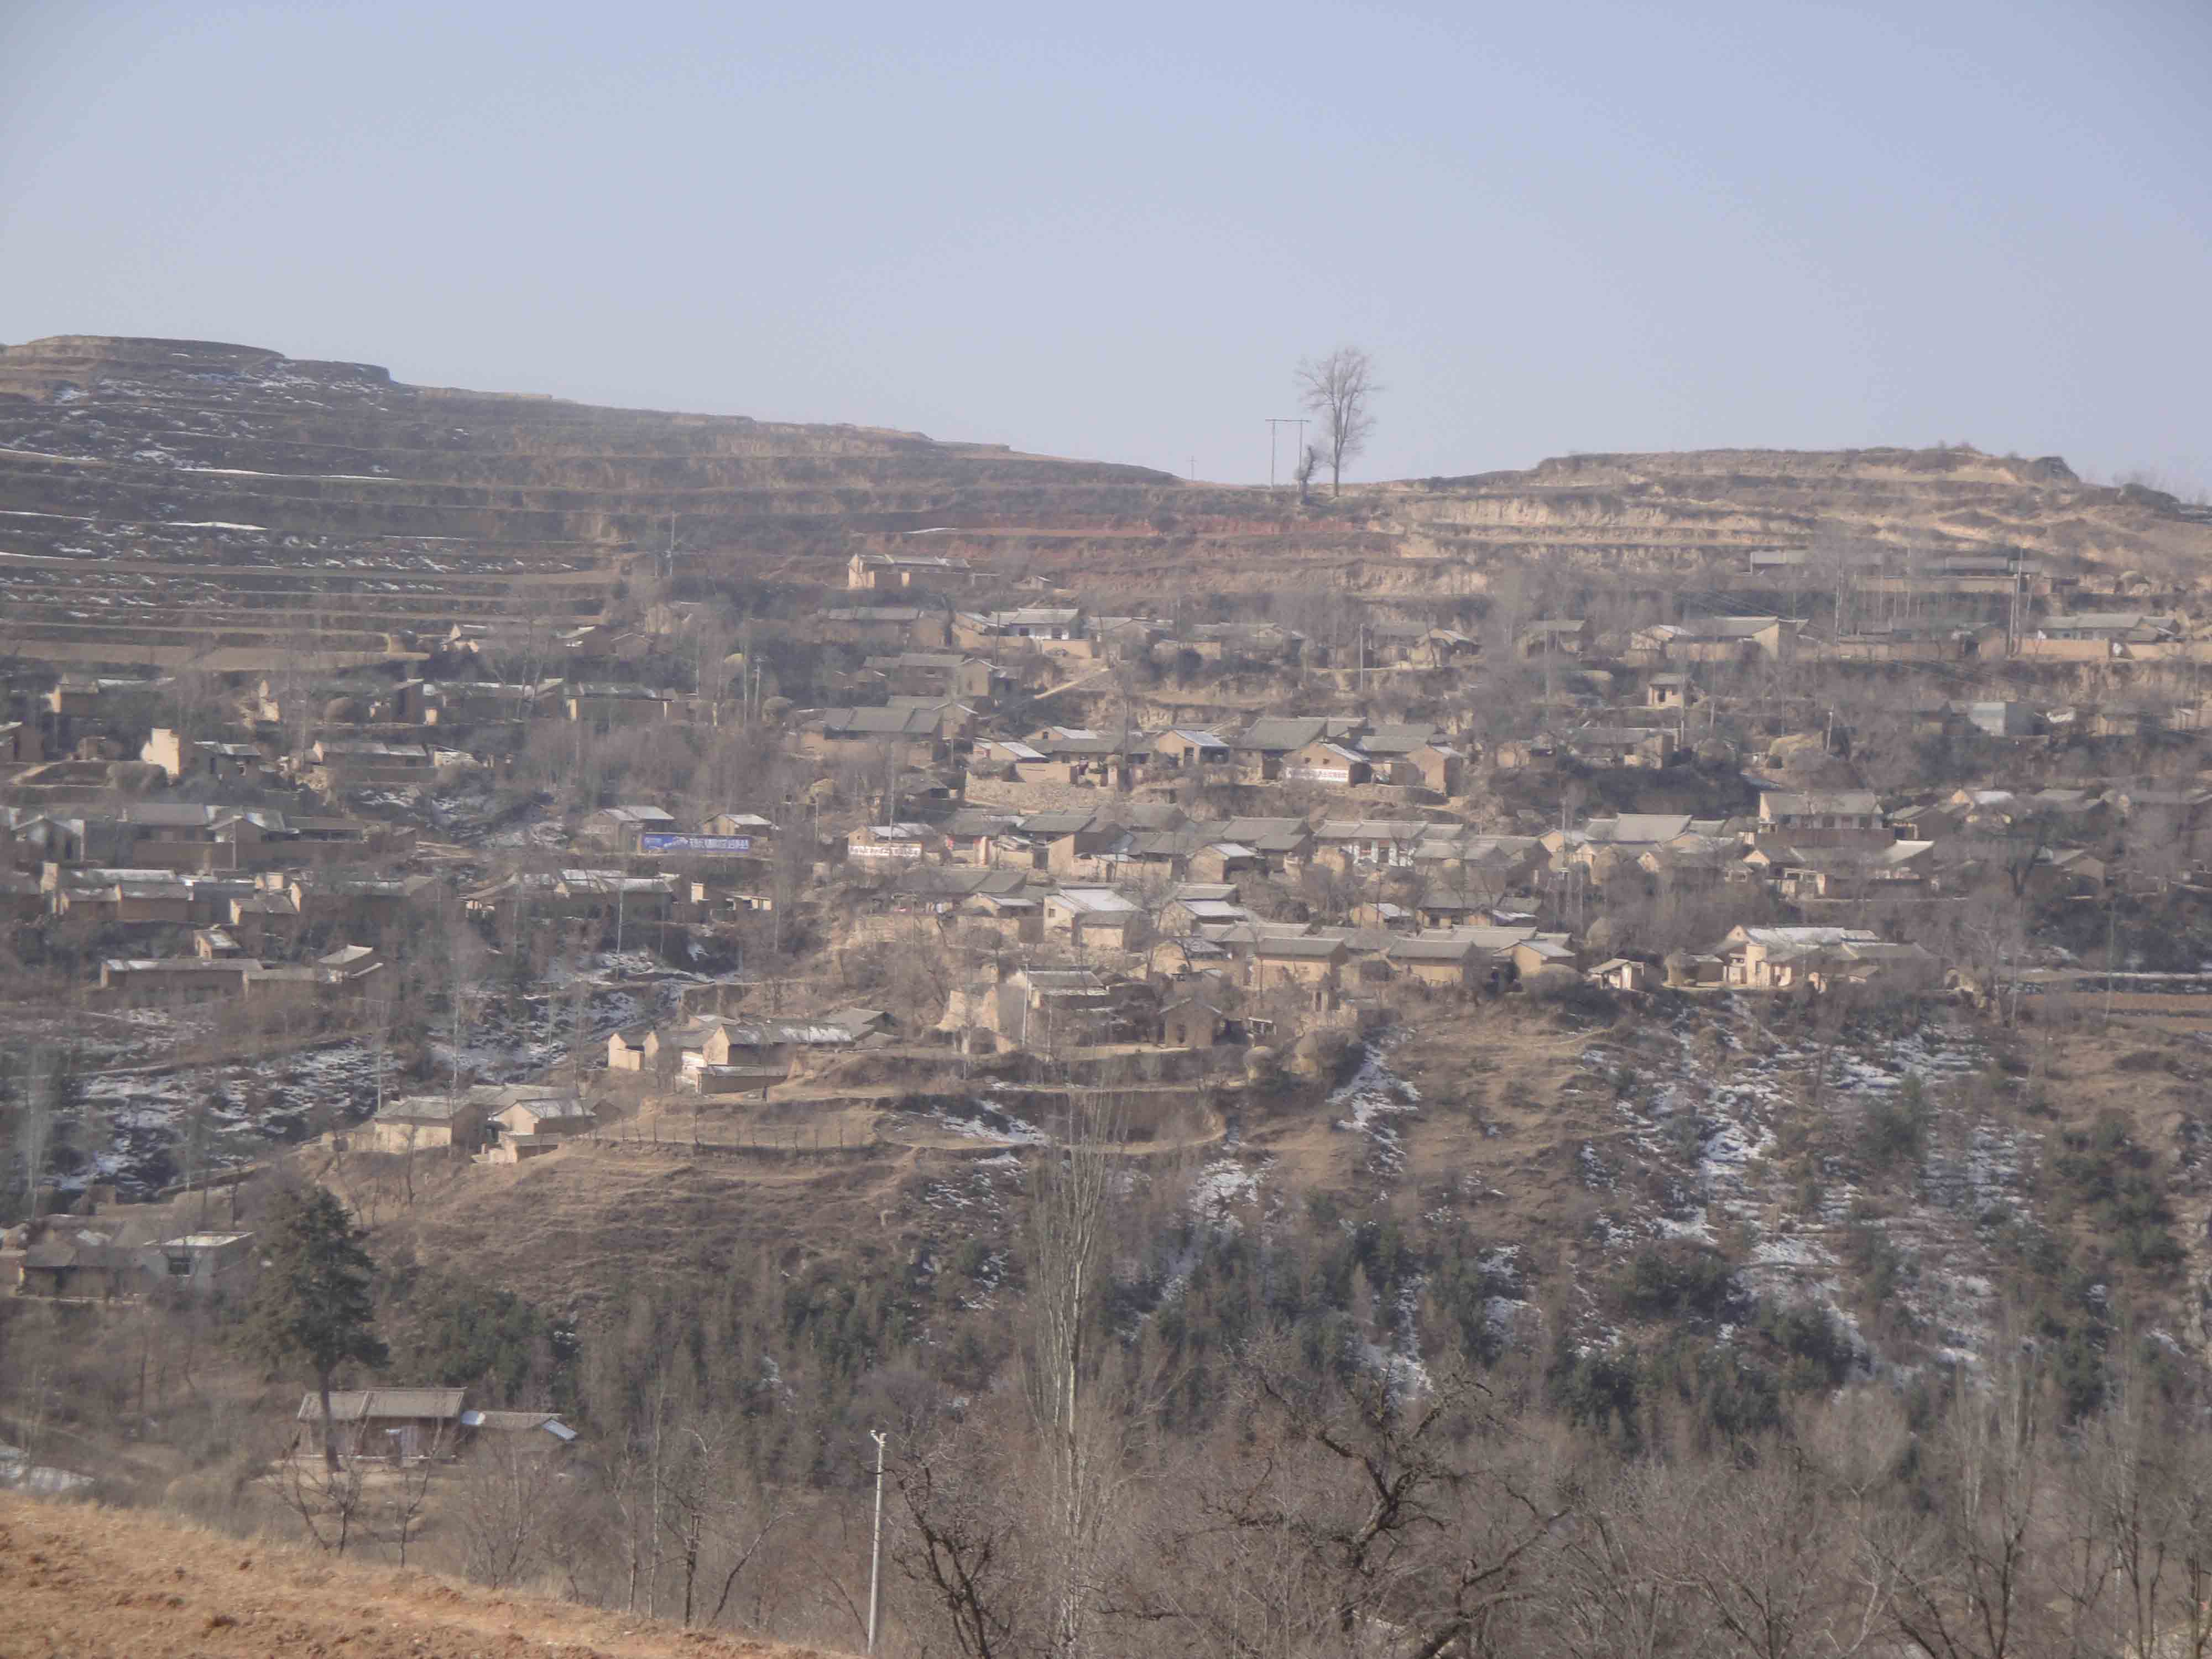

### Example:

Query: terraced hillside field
xmin=2 ymin=335 xmax=2205 ymax=669
xmin=0 ymin=335 xmax=1177 ymax=671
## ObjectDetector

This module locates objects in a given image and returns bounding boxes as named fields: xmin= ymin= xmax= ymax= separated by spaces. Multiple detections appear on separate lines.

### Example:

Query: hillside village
xmin=6 ymin=556 xmax=2210 ymax=1114
xmin=6 ymin=340 xmax=2212 ymax=1654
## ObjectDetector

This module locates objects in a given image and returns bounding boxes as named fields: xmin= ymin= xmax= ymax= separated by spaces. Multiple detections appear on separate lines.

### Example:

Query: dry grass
xmin=0 ymin=1492 xmax=842 ymax=1659
xmin=362 ymin=1139 xmax=925 ymax=1314
xmin=1245 ymin=1000 xmax=1601 ymax=1209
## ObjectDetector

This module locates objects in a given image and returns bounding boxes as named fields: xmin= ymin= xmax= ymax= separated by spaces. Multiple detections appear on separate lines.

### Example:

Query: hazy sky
xmin=3 ymin=1 xmax=2207 ymax=491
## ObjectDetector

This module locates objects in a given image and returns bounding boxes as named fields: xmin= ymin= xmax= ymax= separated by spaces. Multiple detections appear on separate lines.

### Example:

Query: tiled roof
xmin=298 ymin=1387 xmax=466 ymax=1422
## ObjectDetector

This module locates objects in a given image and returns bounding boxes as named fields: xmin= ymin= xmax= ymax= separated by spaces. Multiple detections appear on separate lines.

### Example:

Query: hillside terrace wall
xmin=963 ymin=773 xmax=1440 ymax=812
xmin=2016 ymin=638 xmax=2127 ymax=662
xmin=2014 ymin=638 xmax=2212 ymax=663
xmin=963 ymin=775 xmax=1129 ymax=810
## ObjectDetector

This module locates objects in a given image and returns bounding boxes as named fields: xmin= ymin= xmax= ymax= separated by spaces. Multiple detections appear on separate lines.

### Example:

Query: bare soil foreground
xmin=0 ymin=1495 xmax=841 ymax=1659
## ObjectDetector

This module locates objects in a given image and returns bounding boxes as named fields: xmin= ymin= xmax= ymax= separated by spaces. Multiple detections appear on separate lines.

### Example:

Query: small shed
xmin=1588 ymin=957 xmax=1654 ymax=993
xmin=607 ymin=1025 xmax=651 ymax=1071
xmin=460 ymin=1409 xmax=580 ymax=1452
xmin=492 ymin=1097 xmax=594 ymax=1140
xmin=1510 ymin=936 xmax=1580 ymax=980
xmin=1158 ymin=996 xmax=1229 ymax=1049
xmin=140 ymin=1231 xmax=256 ymax=1293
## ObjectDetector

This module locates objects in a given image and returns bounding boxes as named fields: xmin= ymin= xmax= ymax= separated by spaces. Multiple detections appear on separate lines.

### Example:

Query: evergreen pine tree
xmin=247 ymin=1183 xmax=389 ymax=1469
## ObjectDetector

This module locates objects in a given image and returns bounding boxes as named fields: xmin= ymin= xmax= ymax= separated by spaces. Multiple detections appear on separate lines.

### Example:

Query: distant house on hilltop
xmin=848 ymin=550 xmax=971 ymax=591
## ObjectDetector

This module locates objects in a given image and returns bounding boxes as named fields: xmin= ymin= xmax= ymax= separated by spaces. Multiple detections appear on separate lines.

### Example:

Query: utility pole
xmin=2104 ymin=880 xmax=2120 ymax=1025
xmin=1267 ymin=418 xmax=1306 ymax=491
xmin=867 ymin=1430 xmax=888 ymax=1656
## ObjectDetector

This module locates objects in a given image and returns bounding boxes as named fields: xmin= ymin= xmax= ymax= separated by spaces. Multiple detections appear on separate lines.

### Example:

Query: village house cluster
xmin=6 ymin=535 xmax=2209 ymax=1260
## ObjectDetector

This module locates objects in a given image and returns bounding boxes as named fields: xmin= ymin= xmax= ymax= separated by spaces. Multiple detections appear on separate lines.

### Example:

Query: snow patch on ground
xmin=1578 ymin=1004 xmax=2020 ymax=1368
xmin=1189 ymin=1156 xmax=1264 ymax=1230
xmin=913 ymin=1100 xmax=1049 ymax=1145
xmin=1329 ymin=1037 xmax=1421 ymax=1176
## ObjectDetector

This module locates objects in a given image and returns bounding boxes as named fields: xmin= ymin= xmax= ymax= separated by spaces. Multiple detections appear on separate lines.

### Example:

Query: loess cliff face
xmin=0 ymin=336 xmax=2205 ymax=669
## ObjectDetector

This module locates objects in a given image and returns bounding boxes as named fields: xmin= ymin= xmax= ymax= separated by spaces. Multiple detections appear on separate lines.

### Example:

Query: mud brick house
xmin=1152 ymin=728 xmax=1233 ymax=770
xmin=865 ymin=652 xmax=1005 ymax=703
xmin=564 ymin=683 xmax=675 ymax=728
xmin=368 ymin=1095 xmax=486 ymax=1155
xmin=849 ymin=822 xmax=942 ymax=862
xmin=808 ymin=703 xmax=973 ymax=766
xmin=98 ymin=957 xmax=261 ymax=1003
xmin=17 ymin=1239 xmax=142 ymax=1300
xmin=1041 ymin=885 xmax=1145 ymax=951
xmin=1756 ymin=790 xmax=1889 ymax=848
xmin=607 ymin=1025 xmax=652 ymax=1071
xmin=1158 ymin=996 xmax=1232 ymax=1048
xmin=1230 ymin=717 xmax=1359 ymax=782
xmin=813 ymin=606 xmax=954 ymax=649
xmin=1363 ymin=622 xmax=1478 ymax=667
xmin=295 ymin=1388 xmax=466 ymax=1463
xmin=1517 ymin=618 xmax=1592 ymax=658
xmin=0 ymin=720 xmax=43 ymax=766
xmin=581 ymin=804 xmax=679 ymax=850
xmin=1283 ymin=739 xmax=1373 ymax=786
xmin=1715 ymin=925 xmax=1882 ymax=990
xmin=1358 ymin=726 xmax=1465 ymax=793
xmin=50 ymin=870 xmax=193 ymax=925
xmin=482 ymin=1097 xmax=596 ymax=1163
xmin=940 ymin=964 xmax=1119 ymax=1054
xmin=1635 ymin=615 xmax=1801 ymax=663
xmin=1244 ymin=935 xmax=1349 ymax=990
xmin=849 ymin=550 xmax=971 ymax=590
xmin=420 ymin=681 xmax=538 ymax=724
xmin=140 ymin=1231 xmax=256 ymax=1293
xmin=305 ymin=738 xmax=436 ymax=792
xmin=1313 ymin=820 xmax=1432 ymax=870
xmin=1384 ymin=933 xmax=1486 ymax=990
xmin=140 ymin=728 xmax=270 ymax=782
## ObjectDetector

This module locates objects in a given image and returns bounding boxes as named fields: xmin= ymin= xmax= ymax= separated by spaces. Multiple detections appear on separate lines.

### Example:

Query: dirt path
xmin=0 ymin=1493 xmax=841 ymax=1659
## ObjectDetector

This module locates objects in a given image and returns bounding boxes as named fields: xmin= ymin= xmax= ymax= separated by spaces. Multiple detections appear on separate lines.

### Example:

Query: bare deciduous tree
xmin=10 ymin=1044 xmax=60 ymax=1220
xmin=265 ymin=1455 xmax=368 ymax=1555
xmin=1537 ymin=1459 xmax=1695 ymax=1659
xmin=1296 ymin=348 xmax=1381 ymax=498
xmin=456 ymin=1433 xmax=568 ymax=1588
xmin=1168 ymin=1339 xmax=1566 ymax=1659
xmin=895 ymin=1408 xmax=1040 ymax=1659
xmin=1025 ymin=1097 xmax=1125 ymax=1659
xmin=1871 ymin=1347 xmax=2044 ymax=1659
